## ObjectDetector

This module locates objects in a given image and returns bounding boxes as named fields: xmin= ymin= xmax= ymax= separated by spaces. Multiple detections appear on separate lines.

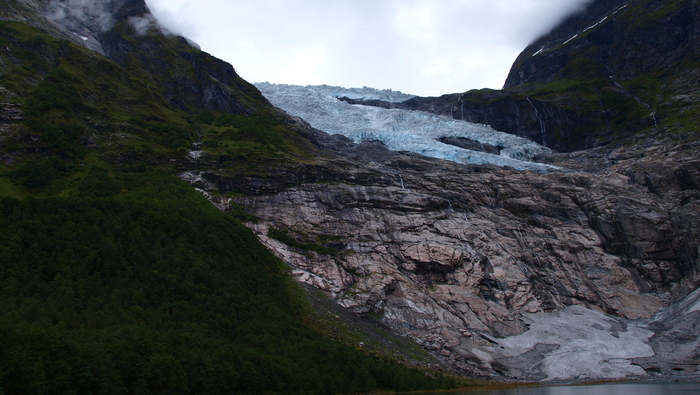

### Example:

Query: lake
xmin=419 ymin=382 xmax=700 ymax=395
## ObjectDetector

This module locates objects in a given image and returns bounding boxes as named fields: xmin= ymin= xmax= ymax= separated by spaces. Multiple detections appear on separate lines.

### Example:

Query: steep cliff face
xmin=373 ymin=0 xmax=700 ymax=153
xmin=505 ymin=0 xmax=697 ymax=88
xmin=0 ymin=0 xmax=269 ymax=116
xmin=207 ymin=133 xmax=699 ymax=378
xmin=190 ymin=0 xmax=700 ymax=380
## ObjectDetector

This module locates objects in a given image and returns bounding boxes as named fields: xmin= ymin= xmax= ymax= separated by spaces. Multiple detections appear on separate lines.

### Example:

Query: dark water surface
xmin=419 ymin=382 xmax=700 ymax=395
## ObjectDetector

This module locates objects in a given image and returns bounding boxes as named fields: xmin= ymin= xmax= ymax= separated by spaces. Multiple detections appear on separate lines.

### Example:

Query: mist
xmin=147 ymin=0 xmax=594 ymax=96
xmin=45 ymin=0 xmax=115 ymax=33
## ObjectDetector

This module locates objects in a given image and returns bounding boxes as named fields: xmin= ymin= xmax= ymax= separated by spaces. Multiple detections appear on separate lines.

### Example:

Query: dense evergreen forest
xmin=0 ymin=174 xmax=464 ymax=394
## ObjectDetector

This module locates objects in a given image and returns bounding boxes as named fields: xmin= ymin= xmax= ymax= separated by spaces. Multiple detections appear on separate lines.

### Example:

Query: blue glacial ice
xmin=255 ymin=83 xmax=559 ymax=172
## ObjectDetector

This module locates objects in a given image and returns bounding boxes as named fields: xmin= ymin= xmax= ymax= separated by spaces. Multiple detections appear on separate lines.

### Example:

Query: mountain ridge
xmin=239 ymin=0 xmax=700 ymax=381
xmin=0 ymin=0 xmax=698 ymax=389
xmin=352 ymin=0 xmax=700 ymax=155
xmin=0 ymin=1 xmax=480 ymax=393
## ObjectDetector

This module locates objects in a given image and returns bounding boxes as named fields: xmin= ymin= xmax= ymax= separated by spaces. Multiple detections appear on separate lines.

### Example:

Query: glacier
xmin=255 ymin=83 xmax=559 ymax=172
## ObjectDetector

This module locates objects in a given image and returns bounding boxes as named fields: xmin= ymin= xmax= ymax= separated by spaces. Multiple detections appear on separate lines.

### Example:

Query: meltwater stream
xmin=255 ymin=83 xmax=559 ymax=172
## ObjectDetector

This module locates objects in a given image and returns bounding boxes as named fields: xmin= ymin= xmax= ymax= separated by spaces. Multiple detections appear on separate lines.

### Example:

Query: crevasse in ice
xmin=255 ymin=83 xmax=558 ymax=172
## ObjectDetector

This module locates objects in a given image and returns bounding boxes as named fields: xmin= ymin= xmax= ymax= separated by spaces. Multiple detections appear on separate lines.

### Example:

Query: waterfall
xmin=611 ymin=80 xmax=658 ymax=135
xmin=527 ymin=97 xmax=547 ymax=148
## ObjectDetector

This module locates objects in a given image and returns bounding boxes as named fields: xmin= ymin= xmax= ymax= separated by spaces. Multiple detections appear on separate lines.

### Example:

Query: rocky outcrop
xmin=0 ymin=0 xmax=269 ymax=116
xmin=0 ymin=102 xmax=22 ymax=124
xmin=351 ymin=0 xmax=700 ymax=153
xmin=504 ymin=0 xmax=698 ymax=88
xmin=100 ymin=24 xmax=269 ymax=115
xmin=635 ymin=287 xmax=700 ymax=376
xmin=192 ymin=133 xmax=700 ymax=378
xmin=96 ymin=0 xmax=270 ymax=116
xmin=381 ymin=91 xmax=598 ymax=151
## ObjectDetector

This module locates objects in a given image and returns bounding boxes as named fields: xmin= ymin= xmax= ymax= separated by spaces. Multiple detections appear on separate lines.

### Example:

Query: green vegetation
xmin=625 ymin=0 xmax=687 ymax=29
xmin=0 ymin=17 xmax=469 ymax=395
xmin=228 ymin=201 xmax=259 ymax=223
xmin=215 ymin=113 xmax=284 ymax=146
xmin=0 ymin=20 xmax=317 ymax=170
xmin=562 ymin=48 xmax=605 ymax=81
xmin=129 ymin=119 xmax=193 ymax=149
xmin=9 ymin=157 xmax=68 ymax=189
xmin=598 ymin=90 xmax=648 ymax=127
xmin=195 ymin=111 xmax=216 ymax=125
xmin=26 ymin=67 xmax=80 ymax=113
xmin=0 ymin=173 xmax=463 ymax=394
xmin=268 ymin=228 xmax=343 ymax=256
xmin=0 ymin=177 xmax=24 ymax=199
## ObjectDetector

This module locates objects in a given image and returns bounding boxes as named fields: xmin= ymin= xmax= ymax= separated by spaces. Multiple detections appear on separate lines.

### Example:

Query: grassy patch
xmin=0 ymin=176 xmax=24 ymax=198
xmin=625 ymin=0 xmax=687 ymax=29
xmin=268 ymin=227 xmax=343 ymax=256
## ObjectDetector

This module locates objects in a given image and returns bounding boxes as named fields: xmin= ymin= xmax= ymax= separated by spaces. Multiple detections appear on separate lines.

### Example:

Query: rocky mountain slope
xmin=220 ymin=130 xmax=699 ymax=380
xmin=351 ymin=0 xmax=700 ymax=154
xmin=0 ymin=1 xmax=478 ymax=393
xmin=1 ymin=0 xmax=698 ymax=387
xmin=201 ymin=0 xmax=700 ymax=381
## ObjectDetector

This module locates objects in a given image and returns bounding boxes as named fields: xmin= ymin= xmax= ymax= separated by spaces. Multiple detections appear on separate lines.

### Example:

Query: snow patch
xmin=563 ymin=34 xmax=579 ymax=45
xmin=583 ymin=15 xmax=609 ymax=33
xmin=72 ymin=32 xmax=89 ymax=41
xmin=537 ymin=4 xmax=629 ymax=55
xmin=581 ymin=4 xmax=628 ymax=34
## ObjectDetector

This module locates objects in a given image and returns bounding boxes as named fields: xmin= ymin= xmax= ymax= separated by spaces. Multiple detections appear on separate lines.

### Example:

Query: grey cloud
xmin=146 ymin=0 xmax=597 ymax=96
xmin=46 ymin=0 xmax=115 ymax=33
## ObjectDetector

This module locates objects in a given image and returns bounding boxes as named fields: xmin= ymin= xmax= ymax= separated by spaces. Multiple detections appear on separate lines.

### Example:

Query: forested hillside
xmin=0 ymin=11 xmax=469 ymax=395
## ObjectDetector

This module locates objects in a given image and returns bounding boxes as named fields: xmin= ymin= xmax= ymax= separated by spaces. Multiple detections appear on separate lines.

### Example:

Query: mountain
xmin=356 ymin=0 xmax=700 ymax=155
xmin=1 ymin=0 xmax=699 ymax=390
xmin=0 ymin=1 xmax=476 ymax=393
xmin=232 ymin=0 xmax=700 ymax=382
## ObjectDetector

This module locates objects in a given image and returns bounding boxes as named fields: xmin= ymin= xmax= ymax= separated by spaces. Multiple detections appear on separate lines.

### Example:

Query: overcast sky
xmin=147 ymin=0 xmax=591 ymax=97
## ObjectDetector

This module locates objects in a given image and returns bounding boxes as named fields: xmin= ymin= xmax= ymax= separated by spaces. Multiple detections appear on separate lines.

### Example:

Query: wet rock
xmin=0 ymin=102 xmax=22 ymax=124
xmin=634 ymin=288 xmax=700 ymax=377
xmin=438 ymin=136 xmax=501 ymax=155
xmin=217 ymin=143 xmax=700 ymax=377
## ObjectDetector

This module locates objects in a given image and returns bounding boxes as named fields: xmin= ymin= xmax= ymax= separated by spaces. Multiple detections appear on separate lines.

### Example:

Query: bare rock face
xmin=0 ymin=102 xmax=22 ymax=124
xmin=635 ymin=287 xmax=700 ymax=376
xmin=0 ymin=0 xmax=148 ymax=55
xmin=222 ymin=140 xmax=700 ymax=377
